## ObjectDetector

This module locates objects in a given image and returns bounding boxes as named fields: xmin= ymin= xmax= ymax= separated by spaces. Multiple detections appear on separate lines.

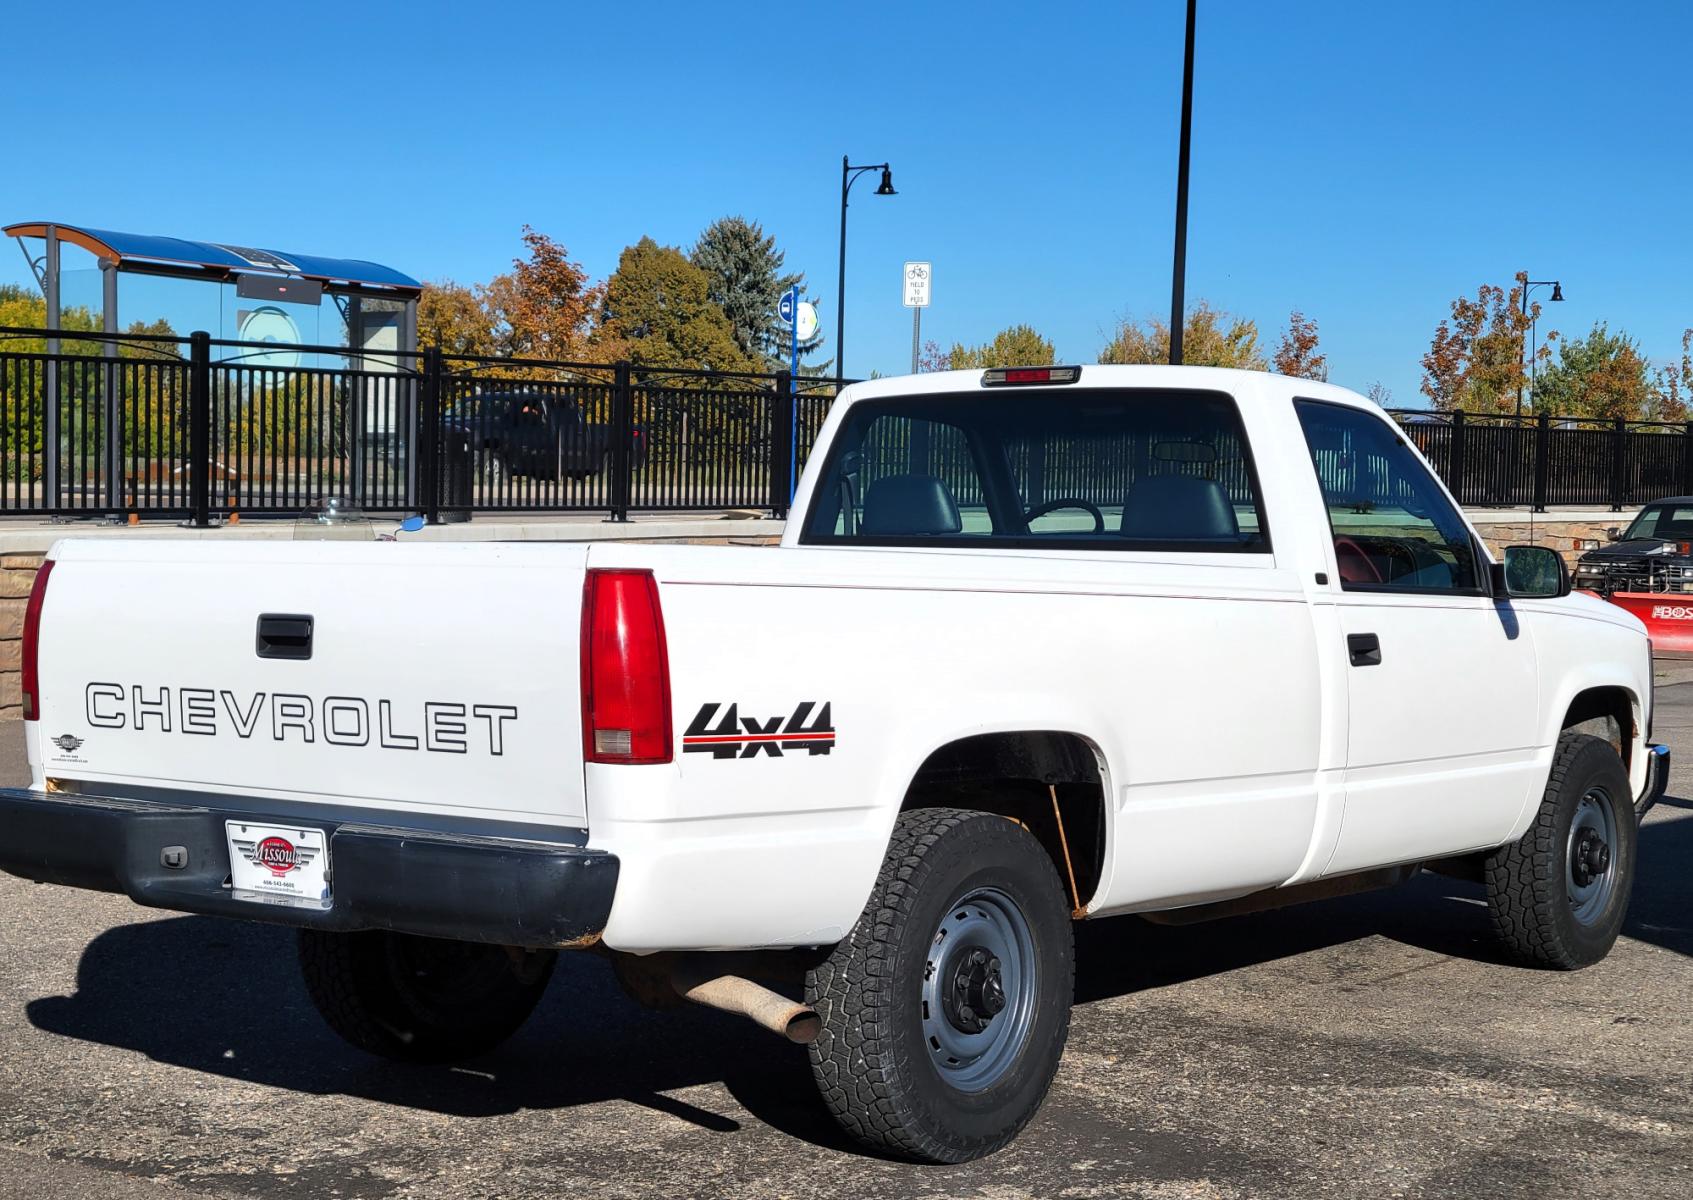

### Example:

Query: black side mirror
xmin=1497 ymin=545 xmax=1570 ymax=599
xmin=1607 ymin=527 xmax=1622 ymax=541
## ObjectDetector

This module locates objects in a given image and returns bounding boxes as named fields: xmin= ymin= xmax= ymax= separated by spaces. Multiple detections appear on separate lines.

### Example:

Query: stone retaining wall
xmin=0 ymin=554 xmax=42 ymax=720
xmin=1469 ymin=519 xmax=1620 ymax=567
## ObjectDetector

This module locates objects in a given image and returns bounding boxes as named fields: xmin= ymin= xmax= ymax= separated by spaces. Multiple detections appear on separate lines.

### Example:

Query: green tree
xmin=1100 ymin=301 xmax=1264 ymax=369
xmin=945 ymin=324 xmax=1056 ymax=369
xmin=690 ymin=216 xmax=815 ymax=367
xmin=597 ymin=237 xmax=754 ymax=372
xmin=1530 ymin=322 xmax=1658 ymax=420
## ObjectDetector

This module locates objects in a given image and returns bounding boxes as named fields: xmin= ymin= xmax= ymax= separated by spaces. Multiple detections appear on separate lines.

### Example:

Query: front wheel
xmin=298 ymin=930 xmax=556 ymax=1063
xmin=1484 ymin=732 xmax=1637 ymax=969
xmin=806 ymin=808 xmax=1074 ymax=1163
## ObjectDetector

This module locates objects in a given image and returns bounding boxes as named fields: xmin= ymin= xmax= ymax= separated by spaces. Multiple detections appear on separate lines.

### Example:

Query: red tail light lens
xmin=20 ymin=559 xmax=54 ymax=721
xmin=580 ymin=568 xmax=672 ymax=764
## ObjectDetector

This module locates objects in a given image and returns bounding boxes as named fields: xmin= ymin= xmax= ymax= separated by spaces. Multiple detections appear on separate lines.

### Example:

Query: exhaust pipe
xmin=669 ymin=963 xmax=822 ymax=1045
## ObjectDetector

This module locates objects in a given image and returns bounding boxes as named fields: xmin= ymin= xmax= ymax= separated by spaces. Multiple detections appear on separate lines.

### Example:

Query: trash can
xmin=439 ymin=430 xmax=474 ymax=524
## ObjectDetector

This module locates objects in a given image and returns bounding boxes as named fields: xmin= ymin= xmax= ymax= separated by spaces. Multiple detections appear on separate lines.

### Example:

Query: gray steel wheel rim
xmin=1567 ymin=786 xmax=1619 ymax=926
xmin=919 ymin=886 xmax=1038 ymax=1094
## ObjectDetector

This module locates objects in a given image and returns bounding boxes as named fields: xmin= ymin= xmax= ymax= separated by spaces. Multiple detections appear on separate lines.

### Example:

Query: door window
xmin=1295 ymin=400 xmax=1479 ymax=593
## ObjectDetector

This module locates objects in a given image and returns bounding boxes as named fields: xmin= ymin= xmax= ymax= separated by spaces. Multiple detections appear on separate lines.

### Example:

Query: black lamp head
xmin=1549 ymin=281 xmax=1564 ymax=302
xmin=875 ymin=166 xmax=897 ymax=196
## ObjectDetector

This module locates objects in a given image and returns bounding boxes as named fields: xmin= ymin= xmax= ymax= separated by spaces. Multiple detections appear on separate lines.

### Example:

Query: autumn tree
xmin=917 ymin=338 xmax=951 ymax=372
xmin=1366 ymin=381 xmax=1394 ymax=407
xmin=1655 ymin=329 xmax=1693 ymax=423
xmin=1420 ymin=272 xmax=1552 ymax=413
xmin=690 ymin=216 xmax=815 ymax=367
xmin=417 ymin=280 xmax=498 ymax=357
xmin=945 ymin=324 xmax=1056 ymax=369
xmin=1100 ymin=301 xmax=1265 ymax=369
xmin=597 ymin=237 xmax=754 ymax=373
xmin=480 ymin=226 xmax=603 ymax=361
xmin=1272 ymin=310 xmax=1327 ymax=380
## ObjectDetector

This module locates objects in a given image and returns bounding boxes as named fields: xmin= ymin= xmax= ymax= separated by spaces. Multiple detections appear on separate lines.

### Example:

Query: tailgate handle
xmin=256 ymin=614 xmax=314 ymax=660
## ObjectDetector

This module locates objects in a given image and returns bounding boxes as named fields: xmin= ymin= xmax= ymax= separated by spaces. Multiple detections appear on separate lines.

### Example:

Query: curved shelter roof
xmin=4 ymin=222 xmax=421 ymax=296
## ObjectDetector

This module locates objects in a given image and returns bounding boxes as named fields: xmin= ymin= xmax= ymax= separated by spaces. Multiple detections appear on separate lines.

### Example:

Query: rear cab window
xmin=800 ymin=388 xmax=1270 ymax=552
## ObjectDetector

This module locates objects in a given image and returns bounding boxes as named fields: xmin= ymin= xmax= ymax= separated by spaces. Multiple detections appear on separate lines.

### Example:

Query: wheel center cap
xmin=945 ymin=947 xmax=1005 ymax=1034
xmin=1572 ymin=830 xmax=1611 ymax=886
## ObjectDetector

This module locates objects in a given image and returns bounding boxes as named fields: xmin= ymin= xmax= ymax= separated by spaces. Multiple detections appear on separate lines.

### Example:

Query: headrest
xmin=1121 ymin=475 xmax=1239 ymax=541
xmin=860 ymin=474 xmax=963 ymax=535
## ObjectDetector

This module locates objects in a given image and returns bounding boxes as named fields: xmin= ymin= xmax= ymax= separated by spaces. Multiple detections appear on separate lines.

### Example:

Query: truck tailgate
xmin=33 ymin=539 xmax=590 ymax=831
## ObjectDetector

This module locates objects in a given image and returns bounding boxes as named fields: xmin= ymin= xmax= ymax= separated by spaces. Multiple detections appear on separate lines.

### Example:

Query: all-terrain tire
xmin=1484 ymin=732 xmax=1637 ymax=969
xmin=297 ymin=930 xmax=555 ymax=1063
xmin=805 ymin=808 xmax=1074 ymax=1163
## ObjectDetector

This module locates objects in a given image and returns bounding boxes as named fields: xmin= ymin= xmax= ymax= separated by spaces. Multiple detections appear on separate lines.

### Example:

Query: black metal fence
xmin=1389 ymin=409 xmax=1693 ymax=511
xmin=0 ymin=326 xmax=839 ymax=523
xmin=3 ymin=328 xmax=1681 ymax=523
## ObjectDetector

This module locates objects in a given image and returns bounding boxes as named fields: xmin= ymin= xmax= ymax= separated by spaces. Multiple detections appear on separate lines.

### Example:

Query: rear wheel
xmin=1484 ymin=732 xmax=1637 ymax=969
xmin=297 ymin=930 xmax=555 ymax=1063
xmin=806 ymin=808 xmax=1074 ymax=1163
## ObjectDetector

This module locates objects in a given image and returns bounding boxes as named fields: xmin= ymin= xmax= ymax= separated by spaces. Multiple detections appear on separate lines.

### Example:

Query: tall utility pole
xmin=1168 ymin=0 xmax=1197 ymax=365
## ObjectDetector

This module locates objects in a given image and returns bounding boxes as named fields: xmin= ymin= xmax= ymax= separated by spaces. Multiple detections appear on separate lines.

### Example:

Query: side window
xmin=1295 ymin=400 xmax=1479 ymax=593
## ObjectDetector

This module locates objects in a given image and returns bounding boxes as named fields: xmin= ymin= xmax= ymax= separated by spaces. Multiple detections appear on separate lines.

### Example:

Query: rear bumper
xmin=0 ymin=788 xmax=618 ymax=949
xmin=1640 ymin=743 xmax=1671 ymax=817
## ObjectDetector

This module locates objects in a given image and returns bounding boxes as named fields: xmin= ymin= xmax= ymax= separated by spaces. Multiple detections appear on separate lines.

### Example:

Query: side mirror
xmin=1498 ymin=544 xmax=1570 ymax=599
xmin=1606 ymin=527 xmax=1622 ymax=541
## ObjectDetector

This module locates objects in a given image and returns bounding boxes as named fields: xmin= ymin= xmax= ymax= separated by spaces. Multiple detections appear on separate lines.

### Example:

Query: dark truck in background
xmin=445 ymin=390 xmax=648 ymax=484
xmin=1574 ymin=496 xmax=1693 ymax=651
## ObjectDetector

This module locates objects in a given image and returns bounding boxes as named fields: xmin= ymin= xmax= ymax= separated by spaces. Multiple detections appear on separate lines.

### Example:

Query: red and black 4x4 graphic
xmin=682 ymin=701 xmax=835 ymax=759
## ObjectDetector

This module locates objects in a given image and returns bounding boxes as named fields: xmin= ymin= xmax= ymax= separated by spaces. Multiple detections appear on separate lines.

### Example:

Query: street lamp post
xmin=1516 ymin=277 xmax=1564 ymax=417
xmin=836 ymin=156 xmax=896 ymax=386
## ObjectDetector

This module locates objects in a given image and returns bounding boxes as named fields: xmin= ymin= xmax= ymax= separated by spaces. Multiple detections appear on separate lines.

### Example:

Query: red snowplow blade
xmin=1579 ymin=589 xmax=1693 ymax=653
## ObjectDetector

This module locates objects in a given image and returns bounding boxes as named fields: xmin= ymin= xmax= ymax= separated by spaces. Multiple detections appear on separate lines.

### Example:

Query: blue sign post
xmin=784 ymin=285 xmax=801 ymax=503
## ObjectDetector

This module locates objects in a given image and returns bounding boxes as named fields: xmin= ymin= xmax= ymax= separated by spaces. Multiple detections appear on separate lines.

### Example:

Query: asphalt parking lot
xmin=1 ymin=702 xmax=1690 ymax=1200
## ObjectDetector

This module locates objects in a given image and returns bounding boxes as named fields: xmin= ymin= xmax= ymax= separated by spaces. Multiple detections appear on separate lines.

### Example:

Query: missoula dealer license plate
xmin=225 ymin=822 xmax=332 ymax=910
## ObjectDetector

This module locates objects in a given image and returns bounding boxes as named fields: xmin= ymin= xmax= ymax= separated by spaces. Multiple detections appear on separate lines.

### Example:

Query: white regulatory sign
xmin=903 ymin=261 xmax=931 ymax=308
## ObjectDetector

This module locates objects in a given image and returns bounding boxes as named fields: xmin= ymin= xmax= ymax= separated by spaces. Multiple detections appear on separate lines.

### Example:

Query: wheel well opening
xmin=1562 ymin=687 xmax=1636 ymax=770
xmin=900 ymin=732 xmax=1107 ymax=914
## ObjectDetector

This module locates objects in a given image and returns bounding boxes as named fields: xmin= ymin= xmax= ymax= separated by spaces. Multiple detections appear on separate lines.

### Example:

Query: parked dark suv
xmin=445 ymin=390 xmax=647 ymax=484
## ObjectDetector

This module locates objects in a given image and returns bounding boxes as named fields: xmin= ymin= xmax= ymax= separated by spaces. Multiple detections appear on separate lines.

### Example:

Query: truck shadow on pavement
xmin=23 ymin=805 xmax=1692 ymax=1152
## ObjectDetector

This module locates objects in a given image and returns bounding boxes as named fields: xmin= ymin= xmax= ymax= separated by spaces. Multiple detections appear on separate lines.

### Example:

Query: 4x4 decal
xmin=682 ymin=701 xmax=835 ymax=759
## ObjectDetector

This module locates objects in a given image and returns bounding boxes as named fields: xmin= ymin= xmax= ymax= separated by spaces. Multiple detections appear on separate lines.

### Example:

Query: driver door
xmin=1295 ymin=400 xmax=1541 ymax=875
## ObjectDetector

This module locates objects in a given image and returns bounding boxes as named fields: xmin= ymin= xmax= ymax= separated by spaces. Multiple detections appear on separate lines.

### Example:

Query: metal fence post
xmin=1449 ymin=410 xmax=1467 ymax=507
xmin=418 ymin=347 xmax=442 ymax=523
xmin=1533 ymin=412 xmax=1550 ymax=512
xmin=1682 ymin=421 xmax=1693 ymax=497
xmin=188 ymin=331 xmax=211 ymax=528
xmin=771 ymin=370 xmax=793 ymax=518
xmin=1610 ymin=418 xmax=1627 ymax=511
xmin=609 ymin=361 xmax=632 ymax=522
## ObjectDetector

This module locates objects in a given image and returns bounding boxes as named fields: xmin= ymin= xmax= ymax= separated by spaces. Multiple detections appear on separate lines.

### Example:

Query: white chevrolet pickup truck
xmin=1 ymin=365 xmax=1669 ymax=1162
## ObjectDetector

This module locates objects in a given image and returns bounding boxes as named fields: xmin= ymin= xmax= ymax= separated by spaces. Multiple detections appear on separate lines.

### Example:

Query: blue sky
xmin=4 ymin=0 xmax=1689 ymax=405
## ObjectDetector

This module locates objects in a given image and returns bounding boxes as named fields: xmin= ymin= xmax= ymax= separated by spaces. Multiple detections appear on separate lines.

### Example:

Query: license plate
xmin=225 ymin=822 xmax=331 ymax=910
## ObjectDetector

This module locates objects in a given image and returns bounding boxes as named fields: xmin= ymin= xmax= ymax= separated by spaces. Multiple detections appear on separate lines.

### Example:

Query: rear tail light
xmin=20 ymin=559 xmax=54 ymax=721
xmin=580 ymin=568 xmax=672 ymax=763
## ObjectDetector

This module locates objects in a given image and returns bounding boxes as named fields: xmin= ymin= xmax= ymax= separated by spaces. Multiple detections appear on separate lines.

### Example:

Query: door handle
xmin=256 ymin=614 xmax=314 ymax=661
xmin=1347 ymin=632 xmax=1382 ymax=667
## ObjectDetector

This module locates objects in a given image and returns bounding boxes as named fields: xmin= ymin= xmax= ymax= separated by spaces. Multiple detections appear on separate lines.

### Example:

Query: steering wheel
xmin=1025 ymin=497 xmax=1105 ymax=533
